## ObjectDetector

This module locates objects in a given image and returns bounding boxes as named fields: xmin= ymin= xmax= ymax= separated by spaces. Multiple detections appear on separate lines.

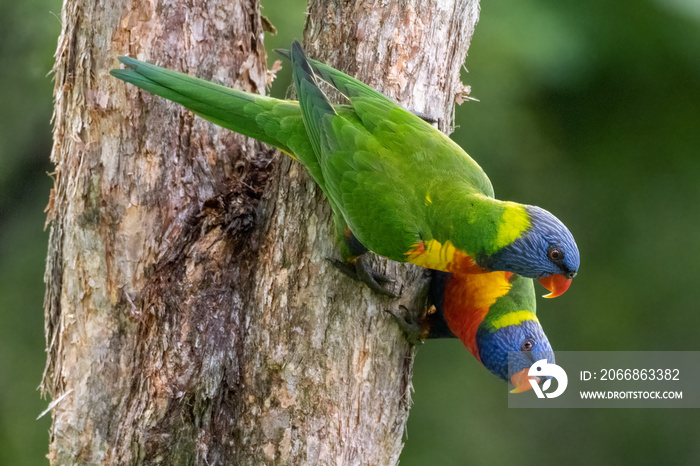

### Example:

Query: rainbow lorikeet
xmin=388 ymin=270 xmax=553 ymax=392
xmin=110 ymin=41 xmax=579 ymax=298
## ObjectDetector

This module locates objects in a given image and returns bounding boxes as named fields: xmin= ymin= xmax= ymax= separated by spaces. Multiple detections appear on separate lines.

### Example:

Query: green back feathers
xmin=278 ymin=45 xmax=494 ymax=198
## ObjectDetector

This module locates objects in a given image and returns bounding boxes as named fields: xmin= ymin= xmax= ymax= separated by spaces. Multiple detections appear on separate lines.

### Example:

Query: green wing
xmin=288 ymin=42 xmax=495 ymax=261
xmin=276 ymin=47 xmax=393 ymax=104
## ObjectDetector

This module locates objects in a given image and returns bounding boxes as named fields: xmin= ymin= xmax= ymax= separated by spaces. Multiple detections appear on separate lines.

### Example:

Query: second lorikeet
xmin=110 ymin=41 xmax=579 ymax=298
xmin=388 ymin=270 xmax=554 ymax=392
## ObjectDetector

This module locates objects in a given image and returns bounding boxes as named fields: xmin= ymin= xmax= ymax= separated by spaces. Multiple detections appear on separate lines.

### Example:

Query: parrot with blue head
xmin=110 ymin=41 xmax=579 ymax=298
xmin=389 ymin=270 xmax=554 ymax=392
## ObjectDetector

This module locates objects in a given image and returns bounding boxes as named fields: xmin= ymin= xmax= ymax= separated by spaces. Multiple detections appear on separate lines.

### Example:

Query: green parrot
xmin=388 ymin=270 xmax=554 ymax=392
xmin=110 ymin=41 xmax=579 ymax=298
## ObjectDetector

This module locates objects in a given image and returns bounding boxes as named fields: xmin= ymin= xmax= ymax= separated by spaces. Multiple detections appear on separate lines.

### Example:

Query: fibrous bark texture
xmin=42 ymin=0 xmax=479 ymax=464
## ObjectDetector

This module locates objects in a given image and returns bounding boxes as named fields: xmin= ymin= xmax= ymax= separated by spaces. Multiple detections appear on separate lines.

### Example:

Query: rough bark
xmin=42 ymin=0 xmax=480 ymax=464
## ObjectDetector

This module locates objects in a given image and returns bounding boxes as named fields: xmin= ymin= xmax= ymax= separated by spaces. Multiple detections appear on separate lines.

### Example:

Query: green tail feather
xmin=110 ymin=57 xmax=310 ymax=160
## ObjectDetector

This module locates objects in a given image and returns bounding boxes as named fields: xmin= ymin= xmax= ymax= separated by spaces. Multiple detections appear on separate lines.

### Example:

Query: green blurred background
xmin=2 ymin=0 xmax=699 ymax=464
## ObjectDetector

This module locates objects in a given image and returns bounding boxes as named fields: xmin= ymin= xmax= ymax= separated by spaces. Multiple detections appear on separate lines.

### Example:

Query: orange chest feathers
xmin=442 ymin=271 xmax=513 ymax=361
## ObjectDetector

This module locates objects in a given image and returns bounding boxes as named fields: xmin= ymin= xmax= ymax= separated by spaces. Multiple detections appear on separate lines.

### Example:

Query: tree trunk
xmin=42 ymin=0 xmax=480 ymax=464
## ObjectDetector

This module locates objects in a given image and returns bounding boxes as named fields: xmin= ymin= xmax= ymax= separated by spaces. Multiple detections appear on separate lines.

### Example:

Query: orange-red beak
xmin=509 ymin=368 xmax=539 ymax=393
xmin=538 ymin=274 xmax=572 ymax=299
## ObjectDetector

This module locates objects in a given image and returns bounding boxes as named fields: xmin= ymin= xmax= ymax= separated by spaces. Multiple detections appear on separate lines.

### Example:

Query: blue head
xmin=486 ymin=205 xmax=580 ymax=298
xmin=477 ymin=318 xmax=554 ymax=390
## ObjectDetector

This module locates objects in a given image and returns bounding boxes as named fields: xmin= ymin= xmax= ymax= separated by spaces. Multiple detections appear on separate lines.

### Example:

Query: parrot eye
xmin=521 ymin=339 xmax=534 ymax=351
xmin=548 ymin=247 xmax=564 ymax=263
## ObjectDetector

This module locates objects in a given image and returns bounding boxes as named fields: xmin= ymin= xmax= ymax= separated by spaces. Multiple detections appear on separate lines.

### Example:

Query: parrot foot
xmin=329 ymin=256 xmax=399 ymax=298
xmin=385 ymin=305 xmax=429 ymax=345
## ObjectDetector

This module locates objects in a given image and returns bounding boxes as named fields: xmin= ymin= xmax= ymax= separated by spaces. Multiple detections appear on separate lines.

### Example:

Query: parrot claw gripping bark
xmin=329 ymin=226 xmax=400 ymax=297
xmin=385 ymin=302 xmax=455 ymax=346
xmin=329 ymin=257 xmax=399 ymax=298
xmin=389 ymin=270 xmax=555 ymax=392
xmin=110 ymin=41 xmax=580 ymax=298
xmin=384 ymin=305 xmax=430 ymax=345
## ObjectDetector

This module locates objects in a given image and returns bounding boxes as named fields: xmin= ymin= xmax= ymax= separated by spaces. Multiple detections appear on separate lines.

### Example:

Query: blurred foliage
xmin=2 ymin=0 xmax=699 ymax=464
xmin=405 ymin=1 xmax=700 ymax=464
xmin=0 ymin=0 xmax=62 ymax=464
